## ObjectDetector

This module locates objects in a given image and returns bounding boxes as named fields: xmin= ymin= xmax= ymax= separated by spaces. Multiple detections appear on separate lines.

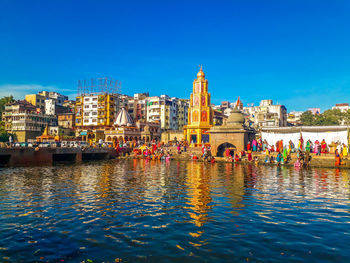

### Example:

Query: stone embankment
xmin=0 ymin=147 xmax=130 ymax=167
xmin=121 ymin=147 xmax=348 ymax=169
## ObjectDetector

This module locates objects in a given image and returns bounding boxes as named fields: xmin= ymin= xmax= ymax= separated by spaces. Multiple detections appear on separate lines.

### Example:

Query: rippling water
xmin=1 ymin=160 xmax=350 ymax=262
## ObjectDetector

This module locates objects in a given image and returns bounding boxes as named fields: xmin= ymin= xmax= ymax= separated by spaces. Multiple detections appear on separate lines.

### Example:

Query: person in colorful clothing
xmin=321 ymin=139 xmax=327 ymax=153
xmin=252 ymin=139 xmax=257 ymax=152
xmin=305 ymin=140 xmax=311 ymax=152
xmin=335 ymin=149 xmax=341 ymax=166
xmin=342 ymin=143 xmax=348 ymax=157
xmin=314 ymin=140 xmax=320 ymax=155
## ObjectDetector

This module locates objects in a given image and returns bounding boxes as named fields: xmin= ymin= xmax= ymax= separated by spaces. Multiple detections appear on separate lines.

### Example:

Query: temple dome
xmin=114 ymin=107 xmax=134 ymax=127
xmin=197 ymin=66 xmax=205 ymax=79
xmin=227 ymin=108 xmax=245 ymax=125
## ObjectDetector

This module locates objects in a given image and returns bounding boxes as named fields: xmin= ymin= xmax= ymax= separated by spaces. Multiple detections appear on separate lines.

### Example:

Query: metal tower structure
xmin=77 ymin=77 xmax=121 ymax=96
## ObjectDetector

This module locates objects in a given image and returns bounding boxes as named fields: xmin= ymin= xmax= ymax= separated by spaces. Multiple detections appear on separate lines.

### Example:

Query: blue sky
xmin=0 ymin=0 xmax=350 ymax=112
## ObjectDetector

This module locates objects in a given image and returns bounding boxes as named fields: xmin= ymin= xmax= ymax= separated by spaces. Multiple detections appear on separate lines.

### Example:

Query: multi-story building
xmin=38 ymin=91 xmax=68 ymax=106
xmin=146 ymin=95 xmax=180 ymax=131
xmin=75 ymin=93 xmax=118 ymax=129
xmin=62 ymin=100 xmax=76 ymax=112
xmin=58 ymin=113 xmax=75 ymax=129
xmin=2 ymin=100 xmax=57 ymax=142
xmin=243 ymin=100 xmax=287 ymax=128
xmin=25 ymin=94 xmax=46 ymax=112
xmin=127 ymin=93 xmax=148 ymax=121
xmin=287 ymin=111 xmax=303 ymax=126
xmin=332 ymin=103 xmax=350 ymax=112
xmin=177 ymin=98 xmax=189 ymax=130
xmin=25 ymin=91 xmax=69 ymax=114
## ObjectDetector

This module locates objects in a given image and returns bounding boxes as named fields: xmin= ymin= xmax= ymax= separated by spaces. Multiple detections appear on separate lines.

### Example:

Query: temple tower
xmin=184 ymin=66 xmax=213 ymax=146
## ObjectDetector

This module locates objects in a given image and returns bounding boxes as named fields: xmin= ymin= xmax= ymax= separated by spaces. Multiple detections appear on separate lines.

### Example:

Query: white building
xmin=243 ymin=100 xmax=287 ymax=128
xmin=287 ymin=111 xmax=304 ymax=126
xmin=332 ymin=103 xmax=350 ymax=112
xmin=38 ymin=91 xmax=68 ymax=106
xmin=75 ymin=93 xmax=118 ymax=128
xmin=146 ymin=95 xmax=189 ymax=131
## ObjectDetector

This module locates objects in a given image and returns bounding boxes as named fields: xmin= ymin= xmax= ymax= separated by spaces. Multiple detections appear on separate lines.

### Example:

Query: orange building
xmin=183 ymin=67 xmax=213 ymax=146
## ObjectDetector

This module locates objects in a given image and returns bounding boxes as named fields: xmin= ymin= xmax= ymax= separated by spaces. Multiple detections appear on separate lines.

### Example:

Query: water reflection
xmin=185 ymin=162 xmax=212 ymax=228
xmin=1 ymin=161 xmax=350 ymax=262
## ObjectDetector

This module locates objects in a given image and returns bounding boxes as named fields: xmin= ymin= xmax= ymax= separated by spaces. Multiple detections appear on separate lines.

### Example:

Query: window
xmin=92 ymin=119 xmax=97 ymax=122
xmin=92 ymin=105 xmax=97 ymax=108
xmin=93 ymin=98 xmax=97 ymax=101
xmin=84 ymin=105 xmax=89 ymax=108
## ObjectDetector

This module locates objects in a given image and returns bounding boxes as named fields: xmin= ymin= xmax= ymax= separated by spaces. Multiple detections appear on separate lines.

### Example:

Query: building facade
xmin=75 ymin=93 xmax=118 ymax=129
xmin=243 ymin=100 xmax=287 ymax=128
xmin=183 ymin=67 xmax=213 ymax=145
xmin=2 ymin=100 xmax=57 ymax=142
xmin=25 ymin=91 xmax=69 ymax=113
xmin=58 ymin=113 xmax=75 ymax=129
xmin=332 ymin=103 xmax=350 ymax=112
xmin=146 ymin=95 xmax=178 ymax=131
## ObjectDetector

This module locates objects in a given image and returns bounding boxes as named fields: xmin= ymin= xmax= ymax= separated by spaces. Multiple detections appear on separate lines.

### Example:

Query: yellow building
xmin=184 ymin=67 xmax=213 ymax=146
xmin=75 ymin=93 xmax=118 ymax=143
xmin=25 ymin=94 xmax=46 ymax=112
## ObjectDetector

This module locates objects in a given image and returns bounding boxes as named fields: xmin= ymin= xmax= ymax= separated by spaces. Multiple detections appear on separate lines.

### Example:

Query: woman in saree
xmin=278 ymin=140 xmax=284 ymax=153
xmin=321 ymin=139 xmax=327 ymax=153
xmin=342 ymin=143 xmax=348 ymax=157
xmin=335 ymin=149 xmax=341 ymax=166
xmin=314 ymin=140 xmax=320 ymax=154
xmin=305 ymin=140 xmax=311 ymax=152
xmin=283 ymin=148 xmax=288 ymax=163
xmin=252 ymin=139 xmax=257 ymax=152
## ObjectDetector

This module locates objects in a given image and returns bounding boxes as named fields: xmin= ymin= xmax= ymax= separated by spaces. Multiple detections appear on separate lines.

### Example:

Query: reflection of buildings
xmin=185 ymin=162 xmax=212 ymax=227
xmin=184 ymin=67 xmax=213 ymax=146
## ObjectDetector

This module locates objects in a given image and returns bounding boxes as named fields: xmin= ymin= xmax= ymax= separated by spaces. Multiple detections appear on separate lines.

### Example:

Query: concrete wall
xmin=161 ymin=130 xmax=184 ymax=143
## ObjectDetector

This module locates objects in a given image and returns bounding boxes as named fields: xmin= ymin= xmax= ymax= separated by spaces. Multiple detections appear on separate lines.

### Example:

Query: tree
xmin=300 ymin=109 xmax=343 ymax=126
xmin=300 ymin=111 xmax=314 ymax=126
xmin=0 ymin=96 xmax=14 ymax=115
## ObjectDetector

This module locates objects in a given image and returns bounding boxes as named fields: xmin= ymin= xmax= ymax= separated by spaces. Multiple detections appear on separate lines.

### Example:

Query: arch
xmin=106 ymin=136 xmax=112 ymax=142
xmin=119 ymin=136 xmax=123 ymax=142
xmin=217 ymin=142 xmax=236 ymax=157
xmin=125 ymin=136 xmax=128 ymax=141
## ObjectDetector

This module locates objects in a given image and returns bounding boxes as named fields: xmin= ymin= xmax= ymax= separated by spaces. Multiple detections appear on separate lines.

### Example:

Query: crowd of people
xmin=246 ymin=136 xmax=348 ymax=167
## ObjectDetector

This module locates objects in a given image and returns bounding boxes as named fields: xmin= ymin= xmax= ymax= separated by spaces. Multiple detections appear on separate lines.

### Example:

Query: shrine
xmin=184 ymin=67 xmax=213 ymax=146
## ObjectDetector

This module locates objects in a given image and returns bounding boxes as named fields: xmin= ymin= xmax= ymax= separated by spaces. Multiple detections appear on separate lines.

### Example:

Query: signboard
xmin=80 ymin=131 xmax=87 ymax=135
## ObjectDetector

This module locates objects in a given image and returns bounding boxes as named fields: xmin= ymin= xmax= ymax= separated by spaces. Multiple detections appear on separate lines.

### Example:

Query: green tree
xmin=0 ymin=96 xmax=14 ymax=115
xmin=300 ymin=109 xmax=344 ymax=126
xmin=300 ymin=111 xmax=314 ymax=125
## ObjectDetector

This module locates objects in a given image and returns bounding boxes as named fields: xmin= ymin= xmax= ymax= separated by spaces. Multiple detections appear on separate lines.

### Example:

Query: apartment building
xmin=2 ymin=100 xmax=57 ymax=142
xmin=243 ymin=100 xmax=287 ymax=128
xmin=75 ymin=93 xmax=118 ymax=129
xmin=25 ymin=91 xmax=69 ymax=113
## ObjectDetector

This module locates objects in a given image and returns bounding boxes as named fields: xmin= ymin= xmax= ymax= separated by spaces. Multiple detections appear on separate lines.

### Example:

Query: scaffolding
xmin=77 ymin=77 xmax=121 ymax=96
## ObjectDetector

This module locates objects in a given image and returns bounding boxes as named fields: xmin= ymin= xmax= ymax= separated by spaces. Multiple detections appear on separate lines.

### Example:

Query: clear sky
xmin=1 ymin=0 xmax=350 ymax=112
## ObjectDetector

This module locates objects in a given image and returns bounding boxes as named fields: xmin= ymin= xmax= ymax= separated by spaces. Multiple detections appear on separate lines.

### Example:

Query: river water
xmin=0 ymin=159 xmax=350 ymax=262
